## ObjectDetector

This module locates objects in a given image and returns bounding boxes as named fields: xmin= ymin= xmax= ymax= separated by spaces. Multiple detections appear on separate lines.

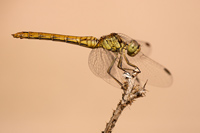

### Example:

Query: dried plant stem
xmin=102 ymin=72 xmax=147 ymax=133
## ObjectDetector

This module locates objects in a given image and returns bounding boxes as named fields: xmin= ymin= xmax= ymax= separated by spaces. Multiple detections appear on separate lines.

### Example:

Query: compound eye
xmin=127 ymin=40 xmax=140 ymax=56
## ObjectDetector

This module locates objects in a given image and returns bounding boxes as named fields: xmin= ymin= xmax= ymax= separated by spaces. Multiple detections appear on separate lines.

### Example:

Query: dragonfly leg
xmin=117 ymin=53 xmax=140 ymax=73
xmin=136 ymin=77 xmax=140 ymax=84
xmin=123 ymin=52 xmax=141 ymax=73
xmin=107 ymin=53 xmax=123 ymax=87
xmin=117 ymin=53 xmax=134 ymax=72
xmin=118 ymin=54 xmax=141 ymax=82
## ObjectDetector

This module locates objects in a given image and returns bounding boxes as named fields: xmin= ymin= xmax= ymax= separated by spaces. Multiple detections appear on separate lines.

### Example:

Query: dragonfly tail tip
xmin=11 ymin=33 xmax=19 ymax=38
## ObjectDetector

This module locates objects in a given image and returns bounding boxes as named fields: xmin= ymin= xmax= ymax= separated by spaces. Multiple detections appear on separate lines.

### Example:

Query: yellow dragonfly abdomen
xmin=12 ymin=31 xmax=99 ymax=48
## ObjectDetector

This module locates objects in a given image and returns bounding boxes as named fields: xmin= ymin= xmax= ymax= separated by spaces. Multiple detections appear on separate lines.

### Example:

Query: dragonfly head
xmin=126 ymin=40 xmax=141 ymax=56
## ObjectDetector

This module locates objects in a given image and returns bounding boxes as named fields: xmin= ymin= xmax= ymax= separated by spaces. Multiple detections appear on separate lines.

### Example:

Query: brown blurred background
xmin=0 ymin=0 xmax=200 ymax=133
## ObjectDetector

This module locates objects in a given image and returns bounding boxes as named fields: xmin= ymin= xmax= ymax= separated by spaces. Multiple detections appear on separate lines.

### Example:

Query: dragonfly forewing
xmin=125 ymin=52 xmax=173 ymax=87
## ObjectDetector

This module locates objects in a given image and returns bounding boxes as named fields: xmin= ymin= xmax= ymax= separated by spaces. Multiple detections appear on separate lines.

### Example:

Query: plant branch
xmin=102 ymin=72 xmax=147 ymax=133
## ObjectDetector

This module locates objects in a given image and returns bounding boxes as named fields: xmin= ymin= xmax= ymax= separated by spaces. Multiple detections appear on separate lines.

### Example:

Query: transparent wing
xmin=88 ymin=48 xmax=172 ymax=88
xmin=136 ymin=40 xmax=151 ymax=56
xmin=88 ymin=48 xmax=140 ymax=88
xmin=118 ymin=33 xmax=152 ymax=56
xmin=125 ymin=52 xmax=173 ymax=87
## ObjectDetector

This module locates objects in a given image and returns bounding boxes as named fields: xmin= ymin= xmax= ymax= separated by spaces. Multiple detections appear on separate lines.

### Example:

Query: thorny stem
xmin=102 ymin=72 xmax=147 ymax=133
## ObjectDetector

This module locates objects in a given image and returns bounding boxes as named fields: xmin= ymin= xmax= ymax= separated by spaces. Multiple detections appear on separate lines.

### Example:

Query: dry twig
xmin=102 ymin=72 xmax=147 ymax=133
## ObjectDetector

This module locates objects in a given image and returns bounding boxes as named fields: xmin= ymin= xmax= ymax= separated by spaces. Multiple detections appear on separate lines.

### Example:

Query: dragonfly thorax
xmin=98 ymin=33 xmax=125 ymax=52
xmin=98 ymin=33 xmax=141 ymax=56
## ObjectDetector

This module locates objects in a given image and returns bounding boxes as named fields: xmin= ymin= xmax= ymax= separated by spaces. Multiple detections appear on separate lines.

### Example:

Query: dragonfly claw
xmin=134 ymin=67 xmax=141 ymax=73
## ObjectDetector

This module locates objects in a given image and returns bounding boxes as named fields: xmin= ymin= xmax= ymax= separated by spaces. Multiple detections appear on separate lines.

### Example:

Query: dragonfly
xmin=12 ymin=32 xmax=173 ymax=88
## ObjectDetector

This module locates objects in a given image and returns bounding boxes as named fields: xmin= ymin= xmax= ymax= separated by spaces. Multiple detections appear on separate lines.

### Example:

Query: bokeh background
xmin=1 ymin=0 xmax=200 ymax=133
